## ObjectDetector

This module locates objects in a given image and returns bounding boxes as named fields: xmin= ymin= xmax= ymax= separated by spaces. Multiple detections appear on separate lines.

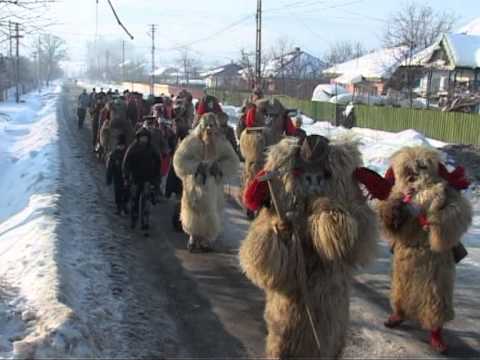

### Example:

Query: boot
xmin=384 ymin=313 xmax=404 ymax=328
xmin=430 ymin=328 xmax=448 ymax=355
xmin=187 ymin=236 xmax=196 ymax=252
xmin=198 ymin=237 xmax=212 ymax=253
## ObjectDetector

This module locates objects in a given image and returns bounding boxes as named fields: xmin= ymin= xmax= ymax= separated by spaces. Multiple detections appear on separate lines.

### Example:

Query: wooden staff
xmin=259 ymin=171 xmax=322 ymax=352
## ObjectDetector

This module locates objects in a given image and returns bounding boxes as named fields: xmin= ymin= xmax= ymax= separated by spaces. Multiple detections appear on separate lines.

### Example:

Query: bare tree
xmin=323 ymin=41 xmax=366 ymax=67
xmin=238 ymin=49 xmax=257 ymax=90
xmin=0 ymin=0 xmax=58 ymax=44
xmin=175 ymin=47 xmax=201 ymax=85
xmin=383 ymin=1 xmax=456 ymax=105
xmin=38 ymin=34 xmax=66 ymax=86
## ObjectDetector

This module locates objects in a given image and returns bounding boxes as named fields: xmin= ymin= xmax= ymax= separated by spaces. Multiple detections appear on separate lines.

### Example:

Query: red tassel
xmin=245 ymin=106 xmax=257 ymax=128
xmin=438 ymin=163 xmax=470 ymax=190
xmin=285 ymin=116 xmax=297 ymax=136
xmin=418 ymin=213 xmax=430 ymax=228
xmin=354 ymin=167 xmax=394 ymax=200
xmin=243 ymin=170 xmax=270 ymax=211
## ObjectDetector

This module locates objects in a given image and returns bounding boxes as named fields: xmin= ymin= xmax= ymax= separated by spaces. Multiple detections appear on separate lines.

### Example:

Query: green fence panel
xmin=208 ymin=88 xmax=480 ymax=145
xmin=356 ymin=105 xmax=480 ymax=144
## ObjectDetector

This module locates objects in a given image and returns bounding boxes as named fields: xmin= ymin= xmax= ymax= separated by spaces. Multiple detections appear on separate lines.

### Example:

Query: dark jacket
xmin=122 ymin=128 xmax=162 ymax=184
xmin=127 ymin=100 xmax=138 ymax=127
xmin=106 ymin=147 xmax=126 ymax=186
xmin=293 ymin=127 xmax=307 ymax=145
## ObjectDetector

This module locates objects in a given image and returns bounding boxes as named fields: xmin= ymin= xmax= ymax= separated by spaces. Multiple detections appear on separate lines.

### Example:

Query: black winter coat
xmin=106 ymin=148 xmax=126 ymax=186
xmin=122 ymin=141 xmax=162 ymax=184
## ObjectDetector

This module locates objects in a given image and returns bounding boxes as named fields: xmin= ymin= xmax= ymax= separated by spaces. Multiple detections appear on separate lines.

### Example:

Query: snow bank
xmin=303 ymin=122 xmax=445 ymax=174
xmin=0 ymin=87 xmax=96 ymax=359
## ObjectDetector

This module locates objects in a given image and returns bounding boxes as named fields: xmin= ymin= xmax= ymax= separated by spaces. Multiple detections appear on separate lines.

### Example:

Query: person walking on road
xmin=106 ymin=134 xmax=129 ymax=215
xmin=173 ymin=113 xmax=239 ymax=252
xmin=77 ymin=89 xmax=90 ymax=129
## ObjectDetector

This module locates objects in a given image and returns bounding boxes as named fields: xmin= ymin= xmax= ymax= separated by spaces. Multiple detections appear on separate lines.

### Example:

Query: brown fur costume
xmin=239 ymin=98 xmax=288 ymax=190
xmin=173 ymin=113 xmax=239 ymax=243
xmin=174 ymin=94 xmax=194 ymax=137
xmin=100 ymin=100 xmax=134 ymax=157
xmin=239 ymin=137 xmax=378 ymax=358
xmin=377 ymin=146 xmax=472 ymax=330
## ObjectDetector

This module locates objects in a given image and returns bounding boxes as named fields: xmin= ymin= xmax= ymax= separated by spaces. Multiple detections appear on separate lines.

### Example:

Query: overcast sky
xmin=18 ymin=0 xmax=480 ymax=68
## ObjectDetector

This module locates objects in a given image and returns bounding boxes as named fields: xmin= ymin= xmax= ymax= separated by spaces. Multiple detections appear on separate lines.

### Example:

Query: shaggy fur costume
xmin=173 ymin=115 xmax=239 ymax=243
xmin=239 ymin=130 xmax=267 ymax=189
xmin=239 ymin=137 xmax=378 ymax=358
xmin=239 ymin=98 xmax=290 ymax=190
xmin=100 ymin=100 xmax=134 ymax=157
xmin=377 ymin=146 xmax=472 ymax=329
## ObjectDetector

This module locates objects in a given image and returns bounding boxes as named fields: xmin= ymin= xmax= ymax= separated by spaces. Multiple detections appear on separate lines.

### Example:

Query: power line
xmin=158 ymin=14 xmax=254 ymax=52
xmin=105 ymin=0 xmax=134 ymax=40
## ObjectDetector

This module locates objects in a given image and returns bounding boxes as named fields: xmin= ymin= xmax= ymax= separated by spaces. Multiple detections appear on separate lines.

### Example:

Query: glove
xmin=195 ymin=162 xmax=208 ymax=184
xmin=381 ymin=197 xmax=410 ymax=231
xmin=210 ymin=161 xmax=223 ymax=178
xmin=272 ymin=218 xmax=292 ymax=235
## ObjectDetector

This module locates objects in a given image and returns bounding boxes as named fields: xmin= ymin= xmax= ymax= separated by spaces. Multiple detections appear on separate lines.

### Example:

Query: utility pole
xmin=255 ymin=0 xmax=262 ymax=88
xmin=11 ymin=23 xmax=23 ymax=103
xmin=9 ymin=21 xmax=13 ymax=58
xmin=148 ymin=24 xmax=156 ymax=96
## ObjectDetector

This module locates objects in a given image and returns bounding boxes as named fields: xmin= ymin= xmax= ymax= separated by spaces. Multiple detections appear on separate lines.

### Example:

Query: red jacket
xmin=196 ymin=98 xmax=223 ymax=116
xmin=245 ymin=107 xmax=296 ymax=136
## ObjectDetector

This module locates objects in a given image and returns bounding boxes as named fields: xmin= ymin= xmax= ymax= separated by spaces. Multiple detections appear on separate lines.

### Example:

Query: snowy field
xmin=0 ymin=87 xmax=97 ymax=358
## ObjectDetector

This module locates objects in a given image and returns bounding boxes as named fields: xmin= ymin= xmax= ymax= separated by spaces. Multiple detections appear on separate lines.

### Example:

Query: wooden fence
xmin=211 ymin=88 xmax=480 ymax=145
xmin=356 ymin=105 xmax=480 ymax=144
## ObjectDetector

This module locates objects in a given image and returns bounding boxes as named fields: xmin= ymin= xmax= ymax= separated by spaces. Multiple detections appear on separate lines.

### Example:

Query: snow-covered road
xmin=0 ymin=85 xmax=478 ymax=358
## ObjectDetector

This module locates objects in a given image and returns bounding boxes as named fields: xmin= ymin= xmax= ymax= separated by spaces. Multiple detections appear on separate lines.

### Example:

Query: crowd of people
xmin=77 ymin=85 xmax=473 ymax=358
